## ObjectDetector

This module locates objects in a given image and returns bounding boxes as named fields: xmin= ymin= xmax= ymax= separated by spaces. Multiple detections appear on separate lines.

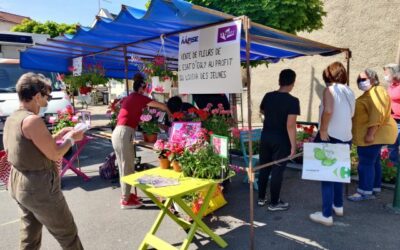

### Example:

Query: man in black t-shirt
xmin=257 ymin=69 xmax=300 ymax=211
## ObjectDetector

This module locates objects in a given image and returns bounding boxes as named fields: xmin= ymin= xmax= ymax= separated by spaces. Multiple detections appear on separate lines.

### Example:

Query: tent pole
xmin=123 ymin=46 xmax=129 ymax=95
xmin=244 ymin=15 xmax=254 ymax=250
xmin=346 ymin=50 xmax=351 ymax=86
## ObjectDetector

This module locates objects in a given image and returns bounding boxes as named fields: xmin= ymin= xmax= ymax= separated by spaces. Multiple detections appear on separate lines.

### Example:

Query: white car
xmin=0 ymin=59 xmax=71 ymax=124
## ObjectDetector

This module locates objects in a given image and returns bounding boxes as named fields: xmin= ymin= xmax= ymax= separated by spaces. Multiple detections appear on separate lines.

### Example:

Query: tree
xmin=188 ymin=0 xmax=326 ymax=34
xmin=12 ymin=19 xmax=77 ymax=38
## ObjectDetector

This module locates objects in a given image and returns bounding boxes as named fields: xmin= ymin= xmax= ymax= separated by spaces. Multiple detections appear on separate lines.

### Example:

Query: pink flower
xmin=48 ymin=116 xmax=57 ymax=124
xmin=217 ymin=103 xmax=224 ymax=109
xmin=211 ymin=109 xmax=219 ymax=115
xmin=149 ymin=109 xmax=157 ymax=114
xmin=154 ymin=139 xmax=165 ymax=151
xmin=232 ymin=128 xmax=240 ymax=138
xmin=206 ymin=103 xmax=213 ymax=109
xmin=71 ymin=116 xmax=79 ymax=123
xmin=140 ymin=114 xmax=152 ymax=122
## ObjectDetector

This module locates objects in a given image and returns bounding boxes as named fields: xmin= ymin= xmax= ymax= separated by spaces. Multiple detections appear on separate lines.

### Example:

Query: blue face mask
xmin=357 ymin=79 xmax=371 ymax=91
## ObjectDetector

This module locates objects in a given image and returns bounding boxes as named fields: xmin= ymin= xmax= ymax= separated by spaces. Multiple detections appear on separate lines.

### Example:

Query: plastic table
xmin=122 ymin=168 xmax=228 ymax=250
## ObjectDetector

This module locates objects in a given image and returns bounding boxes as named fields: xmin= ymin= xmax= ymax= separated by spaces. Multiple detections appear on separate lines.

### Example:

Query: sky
xmin=0 ymin=0 xmax=148 ymax=26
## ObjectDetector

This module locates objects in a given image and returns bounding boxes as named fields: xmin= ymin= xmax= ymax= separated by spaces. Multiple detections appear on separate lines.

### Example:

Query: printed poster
xmin=178 ymin=20 xmax=242 ymax=94
xmin=211 ymin=135 xmax=228 ymax=158
xmin=302 ymin=143 xmax=351 ymax=183
xmin=72 ymin=57 xmax=82 ymax=76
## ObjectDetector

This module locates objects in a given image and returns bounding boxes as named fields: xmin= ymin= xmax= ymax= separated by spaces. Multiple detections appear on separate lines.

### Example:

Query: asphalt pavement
xmin=1 ymin=104 xmax=400 ymax=249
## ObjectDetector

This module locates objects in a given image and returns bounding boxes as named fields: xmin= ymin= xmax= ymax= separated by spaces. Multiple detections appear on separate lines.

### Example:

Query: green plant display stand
xmin=122 ymin=168 xmax=228 ymax=250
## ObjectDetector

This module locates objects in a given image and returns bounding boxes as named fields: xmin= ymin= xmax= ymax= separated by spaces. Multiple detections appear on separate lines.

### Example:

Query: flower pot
xmin=159 ymin=158 xmax=170 ymax=169
xmin=151 ymin=76 xmax=171 ymax=93
xmin=171 ymin=160 xmax=182 ymax=172
xmin=143 ymin=133 xmax=157 ymax=143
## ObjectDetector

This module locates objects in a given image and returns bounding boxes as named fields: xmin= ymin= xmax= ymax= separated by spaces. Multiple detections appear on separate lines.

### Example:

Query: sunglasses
xmin=357 ymin=77 xmax=367 ymax=84
xmin=42 ymin=93 xmax=53 ymax=101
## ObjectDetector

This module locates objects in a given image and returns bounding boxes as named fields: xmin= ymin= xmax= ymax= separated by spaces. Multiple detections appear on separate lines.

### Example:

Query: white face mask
xmin=358 ymin=79 xmax=372 ymax=91
xmin=38 ymin=107 xmax=47 ymax=116
xmin=384 ymin=75 xmax=392 ymax=83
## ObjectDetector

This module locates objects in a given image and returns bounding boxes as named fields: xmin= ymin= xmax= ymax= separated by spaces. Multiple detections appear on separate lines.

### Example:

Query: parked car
xmin=0 ymin=58 xmax=71 ymax=126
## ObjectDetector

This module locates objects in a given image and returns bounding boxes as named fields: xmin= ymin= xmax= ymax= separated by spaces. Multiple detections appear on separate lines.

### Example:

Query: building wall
xmin=243 ymin=0 xmax=400 ymax=126
xmin=0 ymin=22 xmax=15 ymax=32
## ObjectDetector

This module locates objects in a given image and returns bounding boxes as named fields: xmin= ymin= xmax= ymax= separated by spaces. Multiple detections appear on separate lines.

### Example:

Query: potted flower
xmin=167 ymin=142 xmax=185 ymax=172
xmin=154 ymin=139 xmax=171 ymax=169
xmin=139 ymin=107 xmax=161 ymax=143
xmin=201 ymin=103 xmax=234 ymax=138
xmin=295 ymin=124 xmax=316 ymax=163
xmin=106 ymin=98 xmax=121 ymax=130
xmin=143 ymin=56 xmax=177 ymax=93
xmin=51 ymin=105 xmax=79 ymax=134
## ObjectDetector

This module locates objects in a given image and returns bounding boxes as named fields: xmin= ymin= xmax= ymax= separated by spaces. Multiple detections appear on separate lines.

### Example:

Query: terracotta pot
xmin=159 ymin=158 xmax=170 ymax=169
xmin=171 ymin=160 xmax=182 ymax=172
xmin=143 ymin=133 xmax=157 ymax=143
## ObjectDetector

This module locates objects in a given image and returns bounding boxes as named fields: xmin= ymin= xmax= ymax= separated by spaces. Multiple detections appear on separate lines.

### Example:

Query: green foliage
xmin=179 ymin=145 xmax=229 ymax=179
xmin=12 ymin=19 xmax=76 ymax=38
xmin=63 ymin=73 xmax=108 ymax=92
xmin=188 ymin=0 xmax=325 ymax=34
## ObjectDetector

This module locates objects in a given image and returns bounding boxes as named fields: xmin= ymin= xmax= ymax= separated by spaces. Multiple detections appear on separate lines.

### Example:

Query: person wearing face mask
xmin=309 ymin=62 xmax=355 ymax=226
xmin=111 ymin=73 xmax=171 ymax=209
xmin=4 ymin=73 xmax=84 ymax=250
xmin=384 ymin=64 xmax=400 ymax=165
xmin=349 ymin=69 xmax=397 ymax=201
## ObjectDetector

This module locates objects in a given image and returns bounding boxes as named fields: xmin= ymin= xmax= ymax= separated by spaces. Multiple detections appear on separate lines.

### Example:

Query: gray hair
xmin=383 ymin=63 xmax=400 ymax=81
xmin=365 ymin=68 xmax=380 ymax=85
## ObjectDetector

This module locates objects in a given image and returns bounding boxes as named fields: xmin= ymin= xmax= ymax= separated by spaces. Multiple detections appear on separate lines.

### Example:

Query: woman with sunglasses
xmin=349 ymin=69 xmax=397 ymax=201
xmin=111 ymin=73 xmax=171 ymax=209
xmin=4 ymin=73 xmax=84 ymax=249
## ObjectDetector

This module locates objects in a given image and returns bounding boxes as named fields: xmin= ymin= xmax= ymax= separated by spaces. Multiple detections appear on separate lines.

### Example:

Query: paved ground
xmin=1 ymin=104 xmax=400 ymax=249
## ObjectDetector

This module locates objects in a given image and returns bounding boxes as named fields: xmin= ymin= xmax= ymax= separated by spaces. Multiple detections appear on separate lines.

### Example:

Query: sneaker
xmin=347 ymin=192 xmax=376 ymax=202
xmin=129 ymin=193 xmax=143 ymax=202
xmin=267 ymin=200 xmax=289 ymax=211
xmin=309 ymin=212 xmax=333 ymax=226
xmin=332 ymin=205 xmax=343 ymax=216
xmin=120 ymin=197 xmax=143 ymax=209
xmin=257 ymin=199 xmax=267 ymax=207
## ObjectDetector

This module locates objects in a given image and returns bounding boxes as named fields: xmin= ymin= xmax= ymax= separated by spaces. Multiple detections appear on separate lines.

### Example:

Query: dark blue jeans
xmin=314 ymin=133 xmax=350 ymax=217
xmin=357 ymin=144 xmax=382 ymax=195
xmin=388 ymin=122 xmax=400 ymax=165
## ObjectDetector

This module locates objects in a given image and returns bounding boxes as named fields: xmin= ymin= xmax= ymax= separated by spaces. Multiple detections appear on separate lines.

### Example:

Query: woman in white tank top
xmin=310 ymin=62 xmax=355 ymax=226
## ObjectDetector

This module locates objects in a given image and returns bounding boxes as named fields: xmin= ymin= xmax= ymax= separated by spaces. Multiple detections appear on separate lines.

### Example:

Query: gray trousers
xmin=9 ymin=167 xmax=83 ymax=250
xmin=111 ymin=125 xmax=136 ymax=198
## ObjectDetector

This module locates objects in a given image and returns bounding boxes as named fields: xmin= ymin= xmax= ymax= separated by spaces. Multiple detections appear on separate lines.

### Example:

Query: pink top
xmin=388 ymin=83 xmax=400 ymax=120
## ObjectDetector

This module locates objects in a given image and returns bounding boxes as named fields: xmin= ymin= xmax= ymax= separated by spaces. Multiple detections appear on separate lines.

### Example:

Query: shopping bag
xmin=302 ymin=142 xmax=351 ymax=183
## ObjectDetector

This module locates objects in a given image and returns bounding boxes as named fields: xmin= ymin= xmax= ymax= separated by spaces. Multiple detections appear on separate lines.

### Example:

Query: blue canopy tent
xmin=20 ymin=0 xmax=350 ymax=249
xmin=21 ymin=0 xmax=348 ymax=79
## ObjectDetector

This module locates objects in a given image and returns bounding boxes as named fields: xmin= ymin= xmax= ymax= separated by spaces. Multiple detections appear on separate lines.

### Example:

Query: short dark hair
xmin=167 ymin=96 xmax=183 ymax=113
xmin=16 ymin=72 xmax=51 ymax=102
xmin=133 ymin=73 xmax=146 ymax=92
xmin=323 ymin=62 xmax=347 ymax=84
xmin=279 ymin=69 xmax=296 ymax=86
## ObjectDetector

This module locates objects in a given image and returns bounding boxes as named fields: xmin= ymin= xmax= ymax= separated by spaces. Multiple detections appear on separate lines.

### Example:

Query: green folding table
xmin=122 ymin=168 xmax=228 ymax=250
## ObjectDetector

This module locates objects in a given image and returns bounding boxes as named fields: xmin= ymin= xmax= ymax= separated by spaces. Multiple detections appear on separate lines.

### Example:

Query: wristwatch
xmin=66 ymin=137 xmax=75 ymax=146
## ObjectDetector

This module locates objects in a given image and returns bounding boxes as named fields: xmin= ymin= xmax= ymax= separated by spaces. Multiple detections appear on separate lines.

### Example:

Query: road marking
xmin=275 ymin=231 xmax=328 ymax=250
xmin=1 ymin=219 xmax=19 ymax=227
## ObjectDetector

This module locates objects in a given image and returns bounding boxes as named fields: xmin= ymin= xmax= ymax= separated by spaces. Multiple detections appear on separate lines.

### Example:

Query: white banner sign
xmin=72 ymin=57 xmax=82 ymax=76
xmin=302 ymin=143 xmax=351 ymax=183
xmin=178 ymin=20 xmax=242 ymax=94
